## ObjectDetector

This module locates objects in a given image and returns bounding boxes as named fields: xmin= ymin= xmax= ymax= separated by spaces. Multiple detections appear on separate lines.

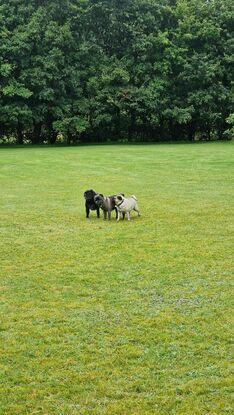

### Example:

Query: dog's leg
xmin=103 ymin=210 xmax=107 ymax=220
xmin=127 ymin=212 xmax=131 ymax=221
xmin=115 ymin=207 xmax=118 ymax=220
xmin=97 ymin=208 xmax=100 ymax=218
xmin=108 ymin=210 xmax=111 ymax=220
xmin=134 ymin=208 xmax=141 ymax=216
xmin=117 ymin=210 xmax=120 ymax=222
xmin=134 ymin=204 xmax=141 ymax=216
xmin=122 ymin=213 xmax=125 ymax=220
xmin=86 ymin=204 xmax=90 ymax=218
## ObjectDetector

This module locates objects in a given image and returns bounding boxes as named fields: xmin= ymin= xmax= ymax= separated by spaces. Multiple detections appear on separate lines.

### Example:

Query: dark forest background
xmin=0 ymin=0 xmax=233 ymax=144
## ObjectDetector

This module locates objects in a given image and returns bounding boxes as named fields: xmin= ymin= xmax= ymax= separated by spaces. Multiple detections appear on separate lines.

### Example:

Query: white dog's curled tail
xmin=131 ymin=195 xmax=137 ymax=200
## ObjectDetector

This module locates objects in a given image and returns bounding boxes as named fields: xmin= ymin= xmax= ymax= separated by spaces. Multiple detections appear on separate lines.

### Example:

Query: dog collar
xmin=117 ymin=199 xmax=124 ymax=207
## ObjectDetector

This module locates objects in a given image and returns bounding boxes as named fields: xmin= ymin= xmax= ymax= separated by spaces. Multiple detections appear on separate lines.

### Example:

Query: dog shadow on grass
xmin=85 ymin=215 xmax=141 ymax=223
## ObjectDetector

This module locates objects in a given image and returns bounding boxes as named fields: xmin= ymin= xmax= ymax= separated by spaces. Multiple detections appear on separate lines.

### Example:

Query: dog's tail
xmin=131 ymin=195 xmax=137 ymax=201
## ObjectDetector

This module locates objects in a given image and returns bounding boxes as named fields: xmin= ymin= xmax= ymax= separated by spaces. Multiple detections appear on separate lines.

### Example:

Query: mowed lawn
xmin=0 ymin=142 xmax=233 ymax=415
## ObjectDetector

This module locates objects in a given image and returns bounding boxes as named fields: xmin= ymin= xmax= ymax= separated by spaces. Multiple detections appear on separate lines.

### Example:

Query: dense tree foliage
xmin=0 ymin=0 xmax=233 ymax=144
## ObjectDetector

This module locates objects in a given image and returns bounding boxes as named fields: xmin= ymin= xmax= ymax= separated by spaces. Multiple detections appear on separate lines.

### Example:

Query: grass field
xmin=0 ymin=142 xmax=233 ymax=415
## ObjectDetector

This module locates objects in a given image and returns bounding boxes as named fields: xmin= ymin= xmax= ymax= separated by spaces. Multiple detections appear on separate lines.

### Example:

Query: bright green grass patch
xmin=0 ymin=142 xmax=233 ymax=415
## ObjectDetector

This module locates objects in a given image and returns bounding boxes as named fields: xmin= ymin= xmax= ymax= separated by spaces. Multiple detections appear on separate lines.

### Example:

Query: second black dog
xmin=94 ymin=193 xmax=125 ymax=220
xmin=84 ymin=189 xmax=100 ymax=218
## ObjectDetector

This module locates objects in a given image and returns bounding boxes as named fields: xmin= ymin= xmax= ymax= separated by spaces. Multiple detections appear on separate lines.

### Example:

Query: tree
xmin=0 ymin=0 xmax=233 ymax=143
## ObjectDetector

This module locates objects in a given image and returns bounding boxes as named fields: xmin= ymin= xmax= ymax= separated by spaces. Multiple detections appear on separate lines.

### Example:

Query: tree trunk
xmin=187 ymin=122 xmax=196 ymax=141
xmin=17 ymin=121 xmax=24 ymax=144
xmin=49 ymin=129 xmax=57 ymax=144
xmin=32 ymin=122 xmax=42 ymax=144
xmin=67 ymin=133 xmax=71 ymax=145
xmin=128 ymin=112 xmax=136 ymax=141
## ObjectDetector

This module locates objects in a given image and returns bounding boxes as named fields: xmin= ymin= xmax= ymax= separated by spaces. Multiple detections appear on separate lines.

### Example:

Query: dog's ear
xmin=117 ymin=195 xmax=123 ymax=201
xmin=99 ymin=194 xmax=103 ymax=197
xmin=120 ymin=193 xmax=124 ymax=196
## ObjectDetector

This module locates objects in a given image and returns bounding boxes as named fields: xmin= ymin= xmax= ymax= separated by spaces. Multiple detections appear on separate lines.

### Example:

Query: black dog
xmin=84 ymin=189 xmax=100 ymax=218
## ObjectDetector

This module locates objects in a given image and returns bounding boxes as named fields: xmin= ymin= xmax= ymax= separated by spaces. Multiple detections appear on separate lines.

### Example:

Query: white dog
xmin=114 ymin=194 xmax=141 ymax=221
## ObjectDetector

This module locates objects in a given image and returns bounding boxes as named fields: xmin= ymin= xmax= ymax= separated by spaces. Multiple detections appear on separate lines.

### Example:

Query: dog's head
xmin=84 ymin=189 xmax=97 ymax=201
xmin=114 ymin=194 xmax=125 ymax=206
xmin=112 ymin=193 xmax=124 ymax=198
xmin=94 ymin=193 xmax=104 ymax=207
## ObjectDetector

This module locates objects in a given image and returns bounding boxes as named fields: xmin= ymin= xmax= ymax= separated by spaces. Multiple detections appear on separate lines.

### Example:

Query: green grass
xmin=0 ymin=142 xmax=233 ymax=415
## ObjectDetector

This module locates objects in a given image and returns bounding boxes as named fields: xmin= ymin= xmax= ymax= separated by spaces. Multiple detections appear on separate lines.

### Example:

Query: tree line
xmin=0 ymin=0 xmax=233 ymax=144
